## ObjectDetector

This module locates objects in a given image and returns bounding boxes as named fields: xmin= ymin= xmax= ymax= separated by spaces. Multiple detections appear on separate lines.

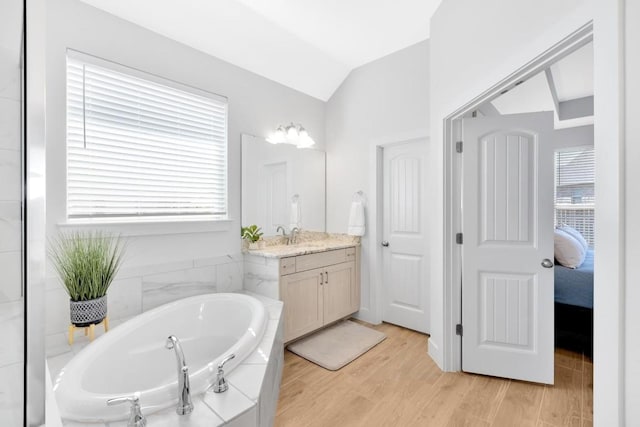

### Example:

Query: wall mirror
xmin=241 ymin=134 xmax=326 ymax=236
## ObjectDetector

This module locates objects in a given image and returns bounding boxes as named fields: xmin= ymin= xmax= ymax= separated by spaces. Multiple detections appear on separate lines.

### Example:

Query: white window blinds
xmin=66 ymin=52 xmax=228 ymax=219
xmin=554 ymin=147 xmax=595 ymax=247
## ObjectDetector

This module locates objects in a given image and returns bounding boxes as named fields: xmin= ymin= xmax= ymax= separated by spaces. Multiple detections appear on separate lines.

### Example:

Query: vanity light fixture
xmin=267 ymin=123 xmax=316 ymax=148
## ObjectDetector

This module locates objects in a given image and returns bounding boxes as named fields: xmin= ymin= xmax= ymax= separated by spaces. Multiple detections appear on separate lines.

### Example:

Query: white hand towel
xmin=348 ymin=200 xmax=365 ymax=236
xmin=290 ymin=199 xmax=301 ymax=230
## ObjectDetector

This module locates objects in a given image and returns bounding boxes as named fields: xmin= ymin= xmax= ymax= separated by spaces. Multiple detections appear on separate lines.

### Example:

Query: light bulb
xmin=267 ymin=126 xmax=286 ymax=144
xmin=297 ymin=134 xmax=315 ymax=148
xmin=286 ymin=124 xmax=298 ymax=140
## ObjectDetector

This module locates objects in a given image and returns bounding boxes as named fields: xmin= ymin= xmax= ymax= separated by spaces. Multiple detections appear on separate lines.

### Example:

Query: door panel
xmin=281 ymin=268 xmax=323 ymax=342
xmin=479 ymin=134 xmax=534 ymax=244
xmin=382 ymin=140 xmax=430 ymax=333
xmin=462 ymin=112 xmax=554 ymax=384
xmin=323 ymin=262 xmax=356 ymax=324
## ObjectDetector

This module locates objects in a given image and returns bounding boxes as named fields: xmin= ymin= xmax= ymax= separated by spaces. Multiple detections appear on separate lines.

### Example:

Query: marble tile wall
xmin=45 ymin=254 xmax=244 ymax=356
xmin=0 ymin=57 xmax=23 ymax=425
xmin=243 ymin=254 xmax=280 ymax=300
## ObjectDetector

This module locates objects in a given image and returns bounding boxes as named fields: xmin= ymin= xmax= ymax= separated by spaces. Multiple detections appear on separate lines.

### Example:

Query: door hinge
xmin=456 ymin=141 xmax=463 ymax=153
xmin=456 ymin=324 xmax=463 ymax=336
xmin=456 ymin=233 xmax=463 ymax=244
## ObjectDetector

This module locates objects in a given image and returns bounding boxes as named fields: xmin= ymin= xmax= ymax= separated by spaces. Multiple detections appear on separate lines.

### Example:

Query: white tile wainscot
xmin=45 ymin=254 xmax=244 ymax=355
xmin=48 ymin=292 xmax=284 ymax=427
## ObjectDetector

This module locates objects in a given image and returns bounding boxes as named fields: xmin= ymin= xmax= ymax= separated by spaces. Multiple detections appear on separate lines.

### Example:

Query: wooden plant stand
xmin=68 ymin=316 xmax=109 ymax=345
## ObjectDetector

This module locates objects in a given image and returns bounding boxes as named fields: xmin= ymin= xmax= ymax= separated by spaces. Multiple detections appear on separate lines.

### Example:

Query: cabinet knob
xmin=381 ymin=241 xmax=390 ymax=247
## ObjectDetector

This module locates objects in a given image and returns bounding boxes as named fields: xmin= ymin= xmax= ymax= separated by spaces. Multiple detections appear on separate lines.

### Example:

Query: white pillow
xmin=554 ymin=229 xmax=586 ymax=269
xmin=558 ymin=225 xmax=589 ymax=251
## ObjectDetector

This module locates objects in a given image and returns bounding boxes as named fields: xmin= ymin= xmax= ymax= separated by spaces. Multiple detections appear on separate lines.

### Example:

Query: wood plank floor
xmin=275 ymin=321 xmax=593 ymax=427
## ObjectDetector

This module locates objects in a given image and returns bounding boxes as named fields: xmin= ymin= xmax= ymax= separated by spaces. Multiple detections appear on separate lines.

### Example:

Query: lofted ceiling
xmin=79 ymin=0 xmax=442 ymax=101
xmin=488 ymin=42 xmax=593 ymax=126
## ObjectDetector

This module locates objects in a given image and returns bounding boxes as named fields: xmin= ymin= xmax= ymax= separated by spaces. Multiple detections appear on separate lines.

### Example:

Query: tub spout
xmin=165 ymin=336 xmax=194 ymax=415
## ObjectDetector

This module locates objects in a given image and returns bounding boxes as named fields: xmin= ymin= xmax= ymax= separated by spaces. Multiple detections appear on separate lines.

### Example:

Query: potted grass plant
xmin=49 ymin=231 xmax=125 ymax=327
xmin=241 ymin=225 xmax=264 ymax=250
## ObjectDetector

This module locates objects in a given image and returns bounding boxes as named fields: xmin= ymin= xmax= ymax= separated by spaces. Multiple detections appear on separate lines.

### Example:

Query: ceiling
xmin=80 ymin=0 xmax=442 ymax=101
xmin=490 ymin=42 xmax=593 ymax=122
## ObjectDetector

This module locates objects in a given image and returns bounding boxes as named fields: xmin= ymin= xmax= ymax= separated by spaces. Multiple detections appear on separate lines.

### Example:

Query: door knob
xmin=541 ymin=259 xmax=554 ymax=268
xmin=381 ymin=241 xmax=389 ymax=247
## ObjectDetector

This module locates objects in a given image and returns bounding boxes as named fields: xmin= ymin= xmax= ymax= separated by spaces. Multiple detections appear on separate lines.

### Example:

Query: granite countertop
xmin=245 ymin=235 xmax=360 ymax=259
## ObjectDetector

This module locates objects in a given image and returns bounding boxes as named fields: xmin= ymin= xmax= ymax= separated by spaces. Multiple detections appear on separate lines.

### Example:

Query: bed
xmin=554 ymin=249 xmax=594 ymax=357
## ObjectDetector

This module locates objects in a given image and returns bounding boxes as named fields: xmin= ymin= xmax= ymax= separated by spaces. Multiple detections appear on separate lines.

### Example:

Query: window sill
xmin=57 ymin=217 xmax=234 ymax=237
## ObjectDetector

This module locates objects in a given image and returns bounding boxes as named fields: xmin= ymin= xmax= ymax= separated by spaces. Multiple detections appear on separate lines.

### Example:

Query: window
xmin=554 ymin=147 xmax=595 ymax=247
xmin=66 ymin=51 xmax=228 ymax=220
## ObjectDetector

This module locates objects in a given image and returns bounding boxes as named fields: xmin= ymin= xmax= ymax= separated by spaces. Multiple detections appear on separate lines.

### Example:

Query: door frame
xmin=354 ymin=131 xmax=429 ymax=326
xmin=443 ymin=23 xmax=594 ymax=371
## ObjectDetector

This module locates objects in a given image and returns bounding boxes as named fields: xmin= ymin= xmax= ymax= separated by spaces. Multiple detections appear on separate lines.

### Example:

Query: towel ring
xmin=352 ymin=191 xmax=364 ymax=201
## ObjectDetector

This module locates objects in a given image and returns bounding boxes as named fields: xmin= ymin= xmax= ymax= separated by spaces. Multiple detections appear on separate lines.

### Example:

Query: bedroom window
xmin=554 ymin=147 xmax=595 ymax=247
xmin=66 ymin=51 xmax=228 ymax=220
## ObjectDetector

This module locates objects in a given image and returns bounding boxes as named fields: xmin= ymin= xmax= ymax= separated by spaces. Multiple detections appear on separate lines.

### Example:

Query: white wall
xmin=44 ymin=0 xmax=325 ymax=339
xmin=554 ymin=124 xmax=593 ymax=149
xmin=325 ymin=40 xmax=429 ymax=323
xmin=431 ymin=0 xmax=629 ymax=424
xmin=624 ymin=0 xmax=640 ymax=422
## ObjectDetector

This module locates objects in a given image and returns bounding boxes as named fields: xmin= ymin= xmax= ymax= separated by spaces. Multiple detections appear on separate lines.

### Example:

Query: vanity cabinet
xmin=279 ymin=247 xmax=360 ymax=342
xmin=243 ymin=245 xmax=361 ymax=343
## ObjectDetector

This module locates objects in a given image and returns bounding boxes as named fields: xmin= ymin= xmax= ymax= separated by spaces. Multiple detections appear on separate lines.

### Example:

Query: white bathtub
xmin=54 ymin=293 xmax=267 ymax=423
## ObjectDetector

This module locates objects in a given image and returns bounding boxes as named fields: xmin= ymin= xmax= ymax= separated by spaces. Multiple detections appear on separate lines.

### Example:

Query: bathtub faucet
xmin=213 ymin=353 xmax=236 ymax=393
xmin=106 ymin=394 xmax=146 ymax=427
xmin=165 ymin=335 xmax=194 ymax=415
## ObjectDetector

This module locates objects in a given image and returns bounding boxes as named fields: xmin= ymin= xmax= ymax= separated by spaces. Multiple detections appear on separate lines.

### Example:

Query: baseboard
xmin=427 ymin=337 xmax=444 ymax=370
xmin=352 ymin=307 xmax=380 ymax=325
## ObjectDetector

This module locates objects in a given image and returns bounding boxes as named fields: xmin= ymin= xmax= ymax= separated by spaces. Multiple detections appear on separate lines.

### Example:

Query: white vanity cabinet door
xmin=322 ymin=262 xmax=356 ymax=325
xmin=281 ymin=267 xmax=324 ymax=342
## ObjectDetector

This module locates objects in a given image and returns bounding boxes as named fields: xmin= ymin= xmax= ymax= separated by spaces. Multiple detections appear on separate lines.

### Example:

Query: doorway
xmin=380 ymin=139 xmax=430 ymax=333
xmin=445 ymin=27 xmax=595 ymax=384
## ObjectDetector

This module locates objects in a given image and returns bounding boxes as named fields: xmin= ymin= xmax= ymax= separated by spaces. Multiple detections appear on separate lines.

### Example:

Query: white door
xmin=462 ymin=112 xmax=555 ymax=384
xmin=382 ymin=140 xmax=430 ymax=333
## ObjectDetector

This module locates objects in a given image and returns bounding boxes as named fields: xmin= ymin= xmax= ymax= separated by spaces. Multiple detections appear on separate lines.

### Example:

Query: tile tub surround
xmin=49 ymin=292 xmax=285 ymax=427
xmin=45 ymin=254 xmax=244 ymax=353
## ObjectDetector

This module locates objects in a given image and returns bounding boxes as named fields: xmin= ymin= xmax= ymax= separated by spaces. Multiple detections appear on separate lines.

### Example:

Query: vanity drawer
xmin=346 ymin=247 xmax=356 ymax=260
xmin=280 ymin=257 xmax=296 ymax=276
xmin=296 ymin=249 xmax=346 ymax=272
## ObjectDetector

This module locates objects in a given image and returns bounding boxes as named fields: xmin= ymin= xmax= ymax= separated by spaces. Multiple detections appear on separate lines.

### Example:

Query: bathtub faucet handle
xmin=213 ymin=353 xmax=236 ymax=393
xmin=107 ymin=394 xmax=147 ymax=427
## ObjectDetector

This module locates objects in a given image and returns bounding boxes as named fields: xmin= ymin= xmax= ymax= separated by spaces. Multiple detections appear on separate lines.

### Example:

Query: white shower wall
xmin=0 ymin=46 xmax=24 ymax=426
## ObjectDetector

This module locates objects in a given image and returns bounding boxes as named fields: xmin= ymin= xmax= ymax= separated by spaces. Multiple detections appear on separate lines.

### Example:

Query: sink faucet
xmin=289 ymin=227 xmax=300 ymax=245
xmin=276 ymin=225 xmax=290 ymax=245
xmin=165 ymin=336 xmax=194 ymax=415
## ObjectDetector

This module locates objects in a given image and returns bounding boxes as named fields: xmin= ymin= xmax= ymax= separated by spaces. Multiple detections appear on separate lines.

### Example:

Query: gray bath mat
xmin=287 ymin=320 xmax=386 ymax=371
